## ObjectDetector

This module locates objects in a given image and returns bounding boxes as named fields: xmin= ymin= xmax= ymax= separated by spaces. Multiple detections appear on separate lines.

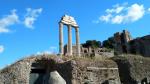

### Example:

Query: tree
xmin=82 ymin=40 xmax=101 ymax=48
xmin=102 ymin=37 xmax=114 ymax=49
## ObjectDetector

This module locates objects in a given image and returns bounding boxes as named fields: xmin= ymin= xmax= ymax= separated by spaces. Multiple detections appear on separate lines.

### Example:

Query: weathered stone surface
xmin=114 ymin=30 xmax=132 ymax=55
xmin=112 ymin=55 xmax=150 ymax=84
xmin=60 ymin=15 xmax=78 ymax=27
xmin=64 ymin=45 xmax=114 ymax=58
xmin=49 ymin=71 xmax=66 ymax=84
xmin=57 ymin=58 xmax=121 ymax=84
xmin=0 ymin=55 xmax=59 ymax=84
xmin=129 ymin=35 xmax=150 ymax=57
xmin=0 ymin=59 xmax=32 ymax=84
xmin=1 ymin=54 xmax=150 ymax=84
xmin=109 ymin=30 xmax=150 ymax=57
xmin=0 ymin=54 xmax=121 ymax=84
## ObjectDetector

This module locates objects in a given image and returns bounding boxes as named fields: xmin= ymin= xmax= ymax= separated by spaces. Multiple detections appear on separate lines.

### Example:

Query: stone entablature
xmin=60 ymin=15 xmax=78 ymax=27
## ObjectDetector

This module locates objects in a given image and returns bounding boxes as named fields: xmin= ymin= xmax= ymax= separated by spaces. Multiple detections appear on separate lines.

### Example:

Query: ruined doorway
xmin=29 ymin=62 xmax=48 ymax=84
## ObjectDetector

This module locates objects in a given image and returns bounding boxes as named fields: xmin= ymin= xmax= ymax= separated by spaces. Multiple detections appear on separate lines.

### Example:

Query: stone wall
xmin=1 ymin=54 xmax=150 ymax=84
xmin=112 ymin=55 xmax=150 ymax=84
xmin=0 ymin=58 xmax=33 ymax=84
xmin=114 ymin=30 xmax=132 ymax=55
xmin=0 ymin=55 xmax=120 ymax=84
xmin=72 ymin=59 xmax=120 ymax=84
xmin=58 ymin=58 xmax=120 ymax=84
xmin=129 ymin=35 xmax=150 ymax=57
xmin=0 ymin=55 xmax=62 ymax=84
xmin=64 ymin=44 xmax=114 ymax=58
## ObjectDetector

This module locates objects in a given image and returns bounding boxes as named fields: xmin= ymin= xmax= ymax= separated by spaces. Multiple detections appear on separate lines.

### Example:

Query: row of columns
xmin=59 ymin=22 xmax=80 ymax=56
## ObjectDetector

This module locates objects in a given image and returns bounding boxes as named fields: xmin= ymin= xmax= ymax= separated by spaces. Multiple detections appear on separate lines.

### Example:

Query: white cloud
xmin=148 ymin=8 xmax=150 ymax=12
xmin=0 ymin=8 xmax=43 ymax=33
xmin=126 ymin=4 xmax=145 ymax=22
xmin=36 ymin=46 xmax=57 ymax=55
xmin=111 ymin=15 xmax=124 ymax=24
xmin=106 ymin=6 xmax=124 ymax=14
xmin=99 ymin=3 xmax=146 ymax=24
xmin=0 ymin=9 xmax=19 ymax=33
xmin=24 ymin=8 xmax=42 ymax=28
xmin=0 ymin=45 xmax=4 ymax=53
xmin=100 ymin=14 xmax=112 ymax=22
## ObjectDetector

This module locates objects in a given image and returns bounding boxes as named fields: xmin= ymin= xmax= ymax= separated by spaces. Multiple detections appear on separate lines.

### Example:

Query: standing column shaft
xmin=59 ymin=22 xmax=63 ymax=55
xmin=68 ymin=25 xmax=72 ymax=56
xmin=75 ymin=27 xmax=80 ymax=56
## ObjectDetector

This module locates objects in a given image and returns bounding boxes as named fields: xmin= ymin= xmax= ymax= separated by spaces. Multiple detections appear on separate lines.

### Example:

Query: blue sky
xmin=0 ymin=0 xmax=150 ymax=68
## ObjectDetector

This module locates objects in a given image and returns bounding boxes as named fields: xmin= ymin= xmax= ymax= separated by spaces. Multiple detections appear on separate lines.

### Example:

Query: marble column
xmin=75 ymin=27 xmax=80 ymax=56
xmin=59 ymin=22 xmax=63 ymax=56
xmin=68 ymin=25 xmax=72 ymax=56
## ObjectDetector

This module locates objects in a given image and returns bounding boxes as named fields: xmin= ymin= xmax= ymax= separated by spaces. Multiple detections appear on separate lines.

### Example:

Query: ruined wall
xmin=0 ymin=55 xmax=120 ymax=84
xmin=0 ymin=55 xmax=62 ymax=84
xmin=129 ymin=35 xmax=150 ymax=57
xmin=113 ymin=30 xmax=150 ymax=57
xmin=114 ymin=30 xmax=132 ymax=55
xmin=73 ymin=59 xmax=120 ymax=84
xmin=58 ymin=58 xmax=121 ymax=84
xmin=112 ymin=55 xmax=150 ymax=84
xmin=0 ymin=58 xmax=33 ymax=84
xmin=1 ymin=54 xmax=150 ymax=84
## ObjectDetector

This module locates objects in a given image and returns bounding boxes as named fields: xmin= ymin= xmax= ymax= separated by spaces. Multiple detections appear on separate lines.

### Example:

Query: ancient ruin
xmin=0 ymin=15 xmax=150 ymax=84
xmin=113 ymin=30 xmax=150 ymax=57
xmin=114 ymin=30 xmax=132 ymax=55
xmin=129 ymin=35 xmax=150 ymax=57
xmin=59 ymin=15 xmax=114 ymax=58
xmin=64 ymin=45 xmax=114 ymax=58
xmin=0 ymin=55 xmax=121 ymax=84
xmin=59 ymin=15 xmax=80 ymax=56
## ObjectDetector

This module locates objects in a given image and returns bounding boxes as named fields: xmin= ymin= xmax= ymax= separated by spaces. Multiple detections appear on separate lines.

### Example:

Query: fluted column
xmin=75 ymin=27 xmax=80 ymax=56
xmin=68 ymin=25 xmax=72 ymax=56
xmin=59 ymin=22 xmax=63 ymax=56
